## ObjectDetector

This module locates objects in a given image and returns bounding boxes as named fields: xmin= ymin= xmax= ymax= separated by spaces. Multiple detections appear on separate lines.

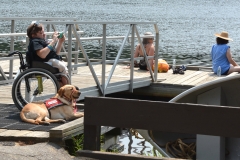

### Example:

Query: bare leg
xmin=59 ymin=75 xmax=69 ymax=87
xmin=61 ymin=76 xmax=68 ymax=86
xmin=227 ymin=66 xmax=240 ymax=74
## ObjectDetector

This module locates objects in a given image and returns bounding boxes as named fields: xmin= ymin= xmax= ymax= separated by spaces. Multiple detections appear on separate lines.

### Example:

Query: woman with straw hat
xmin=134 ymin=32 xmax=155 ymax=70
xmin=211 ymin=31 xmax=240 ymax=75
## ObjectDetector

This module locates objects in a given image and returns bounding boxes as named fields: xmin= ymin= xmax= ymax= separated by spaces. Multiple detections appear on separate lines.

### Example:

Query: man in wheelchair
xmin=27 ymin=22 xmax=69 ymax=86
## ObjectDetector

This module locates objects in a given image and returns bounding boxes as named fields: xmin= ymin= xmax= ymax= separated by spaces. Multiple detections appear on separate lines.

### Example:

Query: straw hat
xmin=214 ymin=31 xmax=233 ymax=41
xmin=143 ymin=32 xmax=154 ymax=38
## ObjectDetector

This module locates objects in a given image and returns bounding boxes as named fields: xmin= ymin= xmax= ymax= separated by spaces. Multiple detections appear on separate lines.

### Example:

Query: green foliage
xmin=65 ymin=133 xmax=105 ymax=156
xmin=72 ymin=134 xmax=84 ymax=151
xmin=65 ymin=134 xmax=84 ymax=156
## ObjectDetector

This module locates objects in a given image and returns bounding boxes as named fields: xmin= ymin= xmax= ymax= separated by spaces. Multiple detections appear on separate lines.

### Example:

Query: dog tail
xmin=20 ymin=111 xmax=39 ymax=125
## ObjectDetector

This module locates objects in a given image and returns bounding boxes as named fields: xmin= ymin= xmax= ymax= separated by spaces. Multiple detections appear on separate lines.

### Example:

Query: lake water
xmin=1 ymin=0 xmax=240 ymax=157
xmin=1 ymin=0 xmax=240 ymax=67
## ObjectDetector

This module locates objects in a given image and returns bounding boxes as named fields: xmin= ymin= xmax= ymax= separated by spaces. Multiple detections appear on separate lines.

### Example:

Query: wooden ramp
xmin=0 ymin=61 xmax=153 ymax=103
xmin=0 ymin=59 xmax=223 ymax=103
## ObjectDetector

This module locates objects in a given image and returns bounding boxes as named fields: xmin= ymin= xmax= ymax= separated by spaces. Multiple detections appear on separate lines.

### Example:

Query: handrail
xmin=0 ymin=17 xmax=78 ymax=80
xmin=0 ymin=19 xmax=159 ymax=98
xmin=0 ymin=17 xmax=77 ymax=20
xmin=39 ymin=21 xmax=157 ymax=25
xmin=0 ymin=31 xmax=84 ymax=37
xmin=38 ymin=21 xmax=159 ymax=96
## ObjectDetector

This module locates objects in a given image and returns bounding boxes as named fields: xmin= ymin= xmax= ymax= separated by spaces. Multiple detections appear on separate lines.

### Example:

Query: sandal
xmin=179 ymin=69 xmax=184 ymax=74
xmin=180 ymin=65 xmax=186 ymax=71
xmin=173 ymin=66 xmax=185 ymax=74
xmin=173 ymin=68 xmax=179 ymax=74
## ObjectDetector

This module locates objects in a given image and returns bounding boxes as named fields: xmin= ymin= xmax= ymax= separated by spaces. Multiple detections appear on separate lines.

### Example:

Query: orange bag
xmin=153 ymin=59 xmax=169 ymax=73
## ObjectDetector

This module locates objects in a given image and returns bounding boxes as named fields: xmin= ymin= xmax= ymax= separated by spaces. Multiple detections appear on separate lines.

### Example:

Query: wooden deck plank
xmin=158 ymin=68 xmax=193 ymax=82
xmin=172 ymin=71 xmax=204 ymax=85
xmin=188 ymin=72 xmax=216 ymax=86
xmin=24 ymin=131 xmax=49 ymax=138
xmin=161 ymin=70 xmax=196 ymax=84
xmin=12 ymin=130 xmax=33 ymax=136
xmin=0 ymin=130 xmax=31 ymax=137
xmin=180 ymin=71 xmax=209 ymax=85
xmin=50 ymin=118 xmax=84 ymax=139
xmin=196 ymin=74 xmax=218 ymax=86
xmin=0 ymin=129 xmax=7 ymax=133
xmin=50 ymin=118 xmax=83 ymax=133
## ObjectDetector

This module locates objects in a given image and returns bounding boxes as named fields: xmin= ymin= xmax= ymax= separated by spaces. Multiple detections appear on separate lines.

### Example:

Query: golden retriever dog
xmin=20 ymin=85 xmax=84 ymax=125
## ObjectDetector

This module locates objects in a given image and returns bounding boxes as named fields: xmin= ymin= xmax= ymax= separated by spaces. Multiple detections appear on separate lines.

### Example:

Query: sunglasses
xmin=30 ymin=21 xmax=43 ymax=36
xmin=32 ymin=21 xmax=39 ymax=27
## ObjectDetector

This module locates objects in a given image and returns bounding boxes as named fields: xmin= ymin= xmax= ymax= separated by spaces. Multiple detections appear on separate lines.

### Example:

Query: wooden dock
xmin=0 ymin=59 xmax=226 ymax=143
xmin=0 ymin=59 xmax=222 ymax=103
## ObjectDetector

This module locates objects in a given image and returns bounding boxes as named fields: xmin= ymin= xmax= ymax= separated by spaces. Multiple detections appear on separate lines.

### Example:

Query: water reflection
xmin=119 ymin=129 xmax=154 ymax=156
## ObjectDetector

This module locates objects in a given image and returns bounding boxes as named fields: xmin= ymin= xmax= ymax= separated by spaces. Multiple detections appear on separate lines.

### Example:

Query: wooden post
xmin=84 ymin=96 xmax=240 ymax=138
xmin=83 ymin=125 xmax=101 ymax=151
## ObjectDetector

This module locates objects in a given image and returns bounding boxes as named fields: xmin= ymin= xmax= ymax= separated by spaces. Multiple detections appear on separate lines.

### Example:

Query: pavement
xmin=0 ymin=141 xmax=97 ymax=160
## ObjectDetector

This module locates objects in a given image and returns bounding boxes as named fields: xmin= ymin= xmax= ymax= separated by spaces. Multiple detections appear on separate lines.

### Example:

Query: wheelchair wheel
xmin=12 ymin=68 xmax=60 ymax=111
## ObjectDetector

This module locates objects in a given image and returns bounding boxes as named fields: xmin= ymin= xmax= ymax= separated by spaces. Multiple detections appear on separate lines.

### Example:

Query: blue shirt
xmin=211 ymin=44 xmax=230 ymax=74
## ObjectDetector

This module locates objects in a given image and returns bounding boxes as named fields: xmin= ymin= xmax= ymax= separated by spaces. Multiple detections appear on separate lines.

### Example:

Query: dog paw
xmin=61 ymin=120 xmax=66 ymax=123
xmin=43 ymin=122 xmax=50 ymax=125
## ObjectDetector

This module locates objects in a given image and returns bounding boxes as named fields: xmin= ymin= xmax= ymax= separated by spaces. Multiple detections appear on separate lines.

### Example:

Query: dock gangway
xmin=0 ymin=18 xmax=159 ymax=100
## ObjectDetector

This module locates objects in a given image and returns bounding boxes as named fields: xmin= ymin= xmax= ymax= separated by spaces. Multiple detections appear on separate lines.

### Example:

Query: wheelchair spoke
xmin=12 ymin=68 xmax=60 ymax=110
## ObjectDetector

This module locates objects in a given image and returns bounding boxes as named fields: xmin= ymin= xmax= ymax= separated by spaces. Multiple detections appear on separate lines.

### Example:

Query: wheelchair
xmin=8 ymin=51 xmax=70 ymax=111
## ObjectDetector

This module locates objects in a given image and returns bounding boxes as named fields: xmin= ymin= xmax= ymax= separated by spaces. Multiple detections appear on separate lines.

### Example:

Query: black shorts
xmin=222 ymin=68 xmax=230 ymax=75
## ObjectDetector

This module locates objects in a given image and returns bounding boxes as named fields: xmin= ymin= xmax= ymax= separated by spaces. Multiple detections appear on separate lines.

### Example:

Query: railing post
xmin=46 ymin=22 xmax=50 ymax=39
xmin=67 ymin=24 xmax=72 ymax=83
xmin=130 ymin=24 xmax=135 ymax=92
xmin=83 ymin=125 xmax=101 ymax=151
xmin=74 ymin=40 xmax=78 ymax=71
xmin=102 ymin=24 xmax=106 ymax=96
xmin=9 ymin=20 xmax=15 ymax=79
xmin=71 ymin=23 xmax=103 ymax=95
xmin=154 ymin=24 xmax=159 ymax=82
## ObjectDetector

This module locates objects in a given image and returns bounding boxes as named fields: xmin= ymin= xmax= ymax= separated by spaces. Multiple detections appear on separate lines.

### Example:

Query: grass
xmin=65 ymin=133 xmax=105 ymax=156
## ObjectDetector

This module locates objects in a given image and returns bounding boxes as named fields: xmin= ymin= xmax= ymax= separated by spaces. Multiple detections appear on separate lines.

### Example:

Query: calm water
xmin=1 ymin=0 xmax=240 ymax=156
xmin=1 ymin=0 xmax=240 ymax=66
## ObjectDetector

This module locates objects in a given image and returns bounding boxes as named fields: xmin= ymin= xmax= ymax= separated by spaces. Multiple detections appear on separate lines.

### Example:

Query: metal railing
xmin=39 ymin=21 xmax=159 ymax=96
xmin=0 ymin=17 xmax=79 ymax=79
xmin=0 ymin=19 xmax=159 ymax=97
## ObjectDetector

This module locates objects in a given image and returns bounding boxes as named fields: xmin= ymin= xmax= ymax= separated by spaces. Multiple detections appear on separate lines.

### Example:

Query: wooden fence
xmin=81 ymin=96 xmax=240 ymax=159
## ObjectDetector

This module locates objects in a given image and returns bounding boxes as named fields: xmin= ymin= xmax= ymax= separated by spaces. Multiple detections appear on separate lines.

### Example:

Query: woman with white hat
xmin=133 ymin=32 xmax=155 ymax=71
xmin=211 ymin=31 xmax=240 ymax=75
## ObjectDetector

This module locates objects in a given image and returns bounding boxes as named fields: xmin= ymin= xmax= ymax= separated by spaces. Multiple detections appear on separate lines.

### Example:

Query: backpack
xmin=153 ymin=59 xmax=169 ymax=73
xmin=139 ymin=58 xmax=147 ymax=70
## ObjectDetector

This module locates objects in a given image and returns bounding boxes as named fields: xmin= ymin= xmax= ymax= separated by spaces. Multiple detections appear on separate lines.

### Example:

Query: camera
xmin=57 ymin=32 xmax=63 ymax=38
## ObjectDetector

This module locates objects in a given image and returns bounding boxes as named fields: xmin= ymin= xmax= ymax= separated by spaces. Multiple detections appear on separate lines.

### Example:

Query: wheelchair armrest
xmin=31 ymin=61 xmax=59 ymax=74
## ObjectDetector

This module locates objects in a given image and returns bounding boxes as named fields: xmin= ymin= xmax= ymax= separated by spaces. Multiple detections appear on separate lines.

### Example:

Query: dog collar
xmin=73 ymin=99 xmax=77 ymax=113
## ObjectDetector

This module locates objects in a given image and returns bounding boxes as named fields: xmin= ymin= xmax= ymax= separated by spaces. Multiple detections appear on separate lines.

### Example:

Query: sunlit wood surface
xmin=0 ymin=59 xmax=224 ymax=104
